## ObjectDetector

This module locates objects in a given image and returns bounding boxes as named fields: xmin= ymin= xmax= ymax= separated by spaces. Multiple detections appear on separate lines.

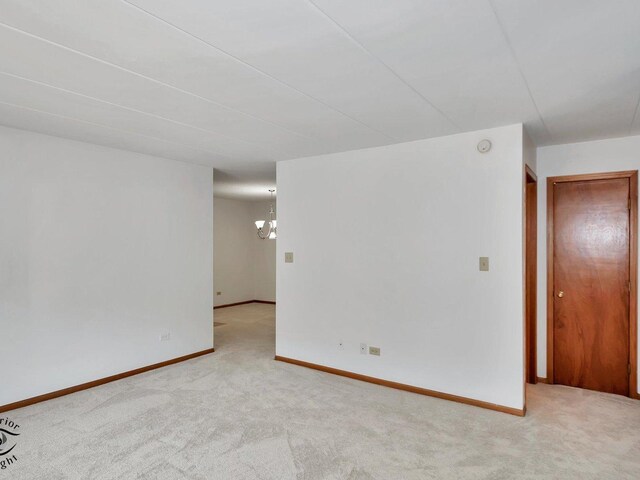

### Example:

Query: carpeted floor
xmin=8 ymin=303 xmax=640 ymax=479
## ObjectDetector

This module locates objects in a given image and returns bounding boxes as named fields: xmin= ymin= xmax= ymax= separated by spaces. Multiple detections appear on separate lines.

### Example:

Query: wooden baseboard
xmin=214 ymin=300 xmax=254 ymax=309
xmin=274 ymin=356 xmax=525 ymax=417
xmin=0 ymin=348 xmax=215 ymax=414
xmin=214 ymin=300 xmax=276 ymax=309
xmin=536 ymin=376 xmax=549 ymax=384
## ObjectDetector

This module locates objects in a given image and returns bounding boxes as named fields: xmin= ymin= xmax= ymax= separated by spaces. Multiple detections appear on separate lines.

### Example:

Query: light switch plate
xmin=369 ymin=346 xmax=381 ymax=356
xmin=479 ymin=257 xmax=489 ymax=271
xmin=285 ymin=252 xmax=294 ymax=263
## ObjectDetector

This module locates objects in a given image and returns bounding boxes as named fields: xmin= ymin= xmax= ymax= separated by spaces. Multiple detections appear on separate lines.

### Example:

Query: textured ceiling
xmin=1 ymin=0 xmax=639 ymax=199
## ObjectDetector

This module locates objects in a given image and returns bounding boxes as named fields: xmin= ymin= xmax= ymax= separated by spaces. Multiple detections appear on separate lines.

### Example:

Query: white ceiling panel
xmin=0 ymin=101 xmax=217 ymax=165
xmin=632 ymin=106 xmax=640 ymax=136
xmin=127 ymin=0 xmax=459 ymax=141
xmin=491 ymin=0 xmax=640 ymax=144
xmin=309 ymin=0 xmax=550 ymax=144
xmin=0 ymin=0 xmax=390 ymax=153
xmin=0 ymin=71 xmax=246 ymax=163
xmin=0 ymin=23 xmax=321 ymax=159
xmin=0 ymin=1 xmax=639 ymax=198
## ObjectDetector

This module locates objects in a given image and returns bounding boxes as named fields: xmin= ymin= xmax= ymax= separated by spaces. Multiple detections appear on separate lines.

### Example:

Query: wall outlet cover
xmin=160 ymin=333 xmax=171 ymax=342
xmin=369 ymin=346 xmax=381 ymax=356
xmin=285 ymin=252 xmax=294 ymax=263
xmin=479 ymin=256 xmax=489 ymax=271
xmin=360 ymin=343 xmax=367 ymax=354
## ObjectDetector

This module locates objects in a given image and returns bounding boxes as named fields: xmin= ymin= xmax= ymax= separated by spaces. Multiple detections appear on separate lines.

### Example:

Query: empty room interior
xmin=1 ymin=1 xmax=639 ymax=478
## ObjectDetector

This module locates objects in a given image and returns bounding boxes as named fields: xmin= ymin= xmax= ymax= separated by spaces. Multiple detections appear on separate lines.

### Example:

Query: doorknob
xmin=557 ymin=291 xmax=564 ymax=298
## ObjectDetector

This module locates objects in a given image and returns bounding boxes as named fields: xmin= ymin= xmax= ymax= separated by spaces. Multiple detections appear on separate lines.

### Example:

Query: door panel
xmin=553 ymin=177 xmax=630 ymax=395
xmin=526 ymin=178 xmax=537 ymax=384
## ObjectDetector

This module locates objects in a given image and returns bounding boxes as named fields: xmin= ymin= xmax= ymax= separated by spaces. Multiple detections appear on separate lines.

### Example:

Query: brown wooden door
xmin=526 ymin=171 xmax=537 ymax=384
xmin=553 ymin=177 xmax=630 ymax=395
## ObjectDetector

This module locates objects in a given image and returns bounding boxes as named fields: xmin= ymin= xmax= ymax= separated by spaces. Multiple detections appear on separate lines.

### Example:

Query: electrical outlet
xmin=360 ymin=343 xmax=367 ymax=354
xmin=285 ymin=252 xmax=294 ymax=263
xmin=216 ymin=291 xmax=222 ymax=296
xmin=479 ymin=257 xmax=489 ymax=271
xmin=160 ymin=333 xmax=171 ymax=342
xmin=369 ymin=346 xmax=381 ymax=356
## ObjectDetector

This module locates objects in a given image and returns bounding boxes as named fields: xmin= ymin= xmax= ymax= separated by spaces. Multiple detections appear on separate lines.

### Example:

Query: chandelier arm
xmin=257 ymin=222 xmax=272 ymax=239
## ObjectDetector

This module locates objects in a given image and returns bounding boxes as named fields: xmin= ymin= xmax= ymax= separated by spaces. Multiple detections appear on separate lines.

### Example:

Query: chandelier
xmin=255 ymin=189 xmax=277 ymax=240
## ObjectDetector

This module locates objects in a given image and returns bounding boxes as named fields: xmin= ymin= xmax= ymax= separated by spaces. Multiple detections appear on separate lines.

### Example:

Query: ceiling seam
xmin=121 ymin=0 xmax=397 ymax=142
xmin=0 ymin=99 xmax=236 ymax=160
xmin=304 ymin=0 xmax=461 ymax=131
xmin=486 ymin=0 xmax=554 ymax=144
xmin=0 ymin=70 xmax=280 ymax=161
xmin=0 ymin=21 xmax=319 ymax=143
xmin=629 ymin=88 xmax=640 ymax=134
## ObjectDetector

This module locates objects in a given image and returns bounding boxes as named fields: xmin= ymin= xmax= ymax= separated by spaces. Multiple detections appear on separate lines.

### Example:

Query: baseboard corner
xmin=214 ymin=300 xmax=275 ymax=309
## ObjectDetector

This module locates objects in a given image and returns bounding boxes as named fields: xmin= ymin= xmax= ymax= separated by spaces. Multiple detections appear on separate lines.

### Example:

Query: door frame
xmin=525 ymin=166 xmax=537 ymax=384
xmin=546 ymin=170 xmax=638 ymax=398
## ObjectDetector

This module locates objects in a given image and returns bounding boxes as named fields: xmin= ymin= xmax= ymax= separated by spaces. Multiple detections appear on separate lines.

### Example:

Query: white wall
xmin=213 ymin=198 xmax=255 ymax=306
xmin=277 ymin=124 xmax=526 ymax=410
xmin=536 ymin=134 xmax=640 ymax=393
xmin=0 ymin=126 xmax=213 ymax=406
xmin=251 ymin=201 xmax=276 ymax=303
xmin=213 ymin=198 xmax=276 ymax=306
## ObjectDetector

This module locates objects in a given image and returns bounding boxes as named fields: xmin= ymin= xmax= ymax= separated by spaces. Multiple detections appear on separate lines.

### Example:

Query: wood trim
xmin=536 ymin=376 xmax=549 ymax=384
xmin=548 ymin=170 xmax=637 ymax=183
xmin=547 ymin=170 xmax=638 ymax=398
xmin=214 ymin=300 xmax=254 ymax=309
xmin=525 ymin=169 xmax=537 ymax=385
xmin=0 ymin=348 xmax=215 ymax=414
xmin=214 ymin=300 xmax=276 ymax=309
xmin=275 ymin=356 xmax=525 ymax=417
xmin=525 ymin=164 xmax=538 ymax=182
xmin=631 ymin=173 xmax=639 ymax=399
xmin=546 ymin=176 xmax=555 ymax=384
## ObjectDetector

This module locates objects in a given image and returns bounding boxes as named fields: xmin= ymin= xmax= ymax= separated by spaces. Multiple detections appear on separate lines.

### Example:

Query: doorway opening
xmin=525 ymin=166 xmax=537 ymax=385
xmin=546 ymin=170 xmax=638 ymax=398
xmin=212 ymin=196 xmax=277 ymax=352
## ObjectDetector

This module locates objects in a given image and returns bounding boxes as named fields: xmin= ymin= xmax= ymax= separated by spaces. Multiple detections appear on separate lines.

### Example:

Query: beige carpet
xmin=8 ymin=303 xmax=640 ymax=479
